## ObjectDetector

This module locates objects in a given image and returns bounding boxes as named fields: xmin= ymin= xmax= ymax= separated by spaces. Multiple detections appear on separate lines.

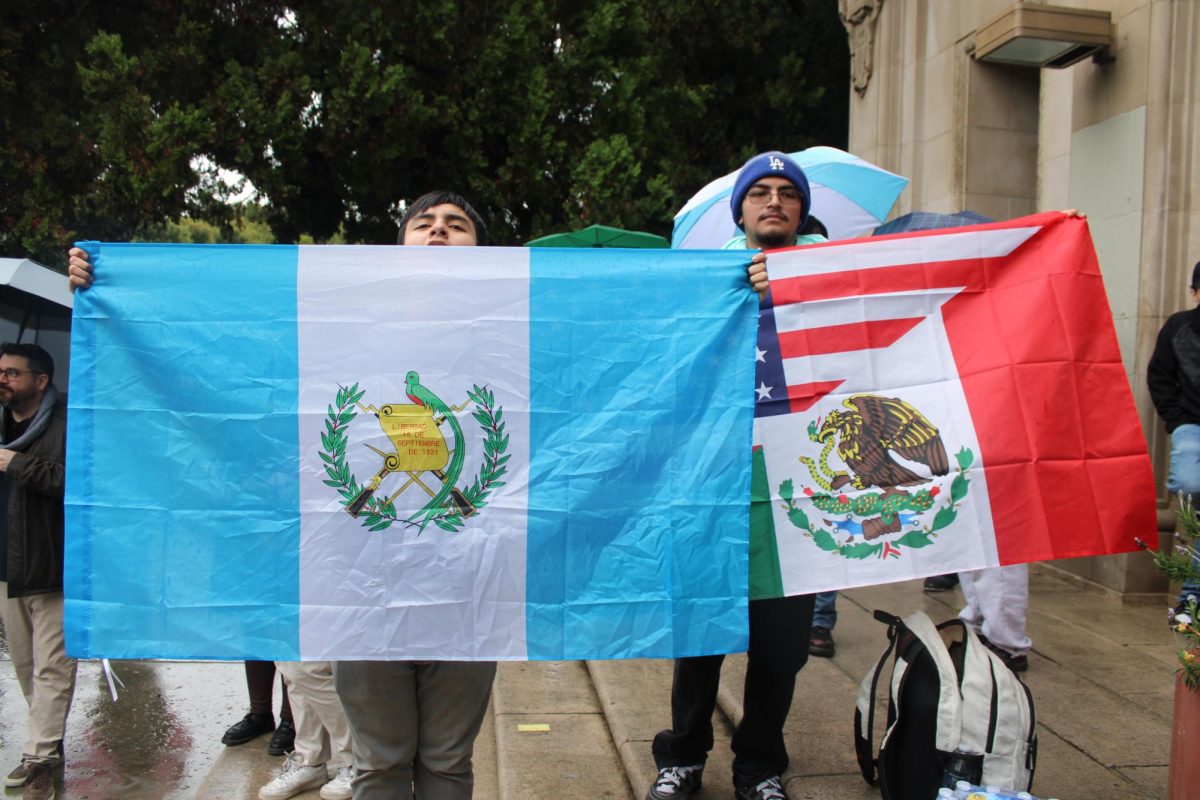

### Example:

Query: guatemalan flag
xmin=748 ymin=212 xmax=1158 ymax=599
xmin=65 ymin=244 xmax=760 ymax=661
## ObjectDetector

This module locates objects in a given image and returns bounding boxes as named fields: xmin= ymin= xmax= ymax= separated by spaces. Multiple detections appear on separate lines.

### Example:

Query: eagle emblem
xmin=779 ymin=393 xmax=975 ymax=560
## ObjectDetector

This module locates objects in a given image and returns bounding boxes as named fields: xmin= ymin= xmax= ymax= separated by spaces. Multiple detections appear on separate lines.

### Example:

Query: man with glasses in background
xmin=0 ymin=343 xmax=73 ymax=800
xmin=646 ymin=152 xmax=822 ymax=800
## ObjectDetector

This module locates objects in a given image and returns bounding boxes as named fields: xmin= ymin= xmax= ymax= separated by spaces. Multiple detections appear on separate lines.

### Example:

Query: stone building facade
xmin=842 ymin=0 xmax=1200 ymax=596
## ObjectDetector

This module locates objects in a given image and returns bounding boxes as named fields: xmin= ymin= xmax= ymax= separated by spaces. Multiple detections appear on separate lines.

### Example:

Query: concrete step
xmin=197 ymin=567 xmax=1177 ymax=800
xmin=490 ymin=660 xmax=631 ymax=800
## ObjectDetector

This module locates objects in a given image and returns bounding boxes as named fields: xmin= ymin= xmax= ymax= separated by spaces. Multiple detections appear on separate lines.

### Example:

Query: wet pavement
xmin=1 ymin=565 xmax=1182 ymax=799
xmin=0 ymin=635 xmax=250 ymax=800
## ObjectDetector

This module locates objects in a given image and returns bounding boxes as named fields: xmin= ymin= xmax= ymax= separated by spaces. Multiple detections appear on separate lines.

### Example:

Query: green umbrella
xmin=526 ymin=224 xmax=669 ymax=249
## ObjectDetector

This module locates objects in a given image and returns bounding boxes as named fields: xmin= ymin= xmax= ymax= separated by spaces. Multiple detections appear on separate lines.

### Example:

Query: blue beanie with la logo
xmin=730 ymin=151 xmax=811 ymax=231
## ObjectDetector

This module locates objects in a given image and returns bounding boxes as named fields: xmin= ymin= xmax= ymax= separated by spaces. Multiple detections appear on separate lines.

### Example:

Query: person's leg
xmin=651 ymin=655 xmax=725 ymax=770
xmin=223 ymin=661 xmax=277 ymax=746
xmin=411 ymin=661 xmax=497 ymax=800
xmin=280 ymin=677 xmax=293 ymax=723
xmin=731 ymin=592 xmax=814 ymax=786
xmin=246 ymin=661 xmax=276 ymax=717
xmin=257 ymin=662 xmax=332 ymax=799
xmin=335 ymin=660 xmax=418 ymax=800
xmin=958 ymin=570 xmax=983 ymax=631
xmin=959 ymin=565 xmax=1031 ymax=657
xmin=1168 ymin=424 xmax=1200 ymax=602
xmin=809 ymin=591 xmax=837 ymax=658
xmin=276 ymin=661 xmax=341 ymax=767
xmin=810 ymin=592 xmax=837 ymax=630
xmin=0 ymin=584 xmax=35 ymax=705
xmin=24 ymin=593 xmax=76 ymax=765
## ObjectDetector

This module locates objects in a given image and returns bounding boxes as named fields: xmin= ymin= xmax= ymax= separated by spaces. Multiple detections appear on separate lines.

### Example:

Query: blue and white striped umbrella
xmin=671 ymin=146 xmax=909 ymax=248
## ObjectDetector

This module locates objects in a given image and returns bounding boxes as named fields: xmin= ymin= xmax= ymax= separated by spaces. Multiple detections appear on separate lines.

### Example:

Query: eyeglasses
xmin=745 ymin=186 xmax=802 ymax=206
xmin=0 ymin=368 xmax=42 ymax=381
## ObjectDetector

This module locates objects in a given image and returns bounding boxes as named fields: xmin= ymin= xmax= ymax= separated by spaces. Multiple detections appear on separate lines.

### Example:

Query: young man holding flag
xmin=647 ymin=152 xmax=818 ymax=800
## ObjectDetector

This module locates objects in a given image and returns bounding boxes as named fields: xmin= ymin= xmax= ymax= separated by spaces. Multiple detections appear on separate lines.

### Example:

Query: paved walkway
xmin=1 ymin=565 xmax=1179 ymax=798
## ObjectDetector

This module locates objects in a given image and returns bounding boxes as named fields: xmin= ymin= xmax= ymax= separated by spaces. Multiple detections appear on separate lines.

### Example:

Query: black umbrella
xmin=872 ymin=210 xmax=992 ymax=236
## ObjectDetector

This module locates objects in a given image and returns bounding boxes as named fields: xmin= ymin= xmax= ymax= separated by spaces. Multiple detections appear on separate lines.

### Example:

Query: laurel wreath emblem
xmin=319 ymin=383 xmax=509 ymax=533
xmin=778 ymin=447 xmax=975 ymax=560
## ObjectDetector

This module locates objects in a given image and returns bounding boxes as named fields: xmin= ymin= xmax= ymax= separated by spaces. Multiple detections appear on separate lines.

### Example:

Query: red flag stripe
xmin=777 ymin=317 xmax=925 ymax=358
xmin=785 ymin=380 xmax=845 ymax=413
xmin=769 ymin=258 xmax=985 ymax=306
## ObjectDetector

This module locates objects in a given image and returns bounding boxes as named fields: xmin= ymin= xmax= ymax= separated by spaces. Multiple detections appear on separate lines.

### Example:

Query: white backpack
xmin=853 ymin=610 xmax=1037 ymax=798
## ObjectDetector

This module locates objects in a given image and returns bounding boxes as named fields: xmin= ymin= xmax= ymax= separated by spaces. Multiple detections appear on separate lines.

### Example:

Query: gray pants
xmin=334 ymin=660 xmax=496 ymax=800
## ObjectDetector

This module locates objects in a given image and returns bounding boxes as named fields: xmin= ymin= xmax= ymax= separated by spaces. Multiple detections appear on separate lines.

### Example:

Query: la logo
xmin=768 ymin=156 xmax=786 ymax=171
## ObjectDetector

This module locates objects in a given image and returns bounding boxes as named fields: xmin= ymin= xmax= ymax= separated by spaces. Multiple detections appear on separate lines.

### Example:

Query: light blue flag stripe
xmin=525 ymin=249 xmax=757 ymax=660
xmin=66 ymin=243 xmax=757 ymax=661
xmin=66 ymin=242 xmax=302 ymax=659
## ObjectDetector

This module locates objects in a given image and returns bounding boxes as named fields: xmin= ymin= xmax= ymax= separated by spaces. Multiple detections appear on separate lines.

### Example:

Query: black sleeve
xmin=1148 ymin=317 xmax=1184 ymax=431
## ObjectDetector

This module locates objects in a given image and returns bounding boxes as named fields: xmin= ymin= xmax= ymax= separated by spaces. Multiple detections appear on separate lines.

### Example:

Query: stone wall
xmin=845 ymin=0 xmax=1200 ymax=595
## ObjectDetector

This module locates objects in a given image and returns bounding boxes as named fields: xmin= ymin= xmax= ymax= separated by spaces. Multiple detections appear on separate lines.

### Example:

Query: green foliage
xmin=1152 ymin=497 xmax=1200 ymax=691
xmin=2 ymin=0 xmax=848 ymax=262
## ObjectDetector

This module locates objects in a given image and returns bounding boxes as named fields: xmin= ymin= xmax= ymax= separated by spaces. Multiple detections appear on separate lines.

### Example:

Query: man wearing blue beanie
xmin=646 ymin=151 xmax=824 ymax=800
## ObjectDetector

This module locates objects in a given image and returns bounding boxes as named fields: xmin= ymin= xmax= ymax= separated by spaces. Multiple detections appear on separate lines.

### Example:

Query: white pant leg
xmin=0 ymin=586 xmax=77 ymax=764
xmin=276 ymin=661 xmax=352 ymax=768
xmin=958 ymin=565 xmax=1031 ymax=656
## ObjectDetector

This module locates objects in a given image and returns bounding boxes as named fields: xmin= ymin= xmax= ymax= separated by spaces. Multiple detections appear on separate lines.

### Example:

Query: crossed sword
xmin=345 ymin=399 xmax=476 ymax=520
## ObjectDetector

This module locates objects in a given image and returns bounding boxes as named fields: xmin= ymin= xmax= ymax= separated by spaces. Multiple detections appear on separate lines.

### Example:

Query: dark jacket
xmin=1148 ymin=307 xmax=1200 ymax=433
xmin=2 ymin=397 xmax=66 ymax=597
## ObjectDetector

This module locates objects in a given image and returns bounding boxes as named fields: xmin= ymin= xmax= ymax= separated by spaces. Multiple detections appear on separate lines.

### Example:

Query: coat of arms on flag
xmin=750 ymin=211 xmax=1158 ymax=599
xmin=322 ymin=376 xmax=508 ymax=533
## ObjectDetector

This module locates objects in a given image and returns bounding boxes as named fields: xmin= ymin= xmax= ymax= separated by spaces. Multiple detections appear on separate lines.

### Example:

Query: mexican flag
xmin=749 ymin=212 xmax=1158 ymax=599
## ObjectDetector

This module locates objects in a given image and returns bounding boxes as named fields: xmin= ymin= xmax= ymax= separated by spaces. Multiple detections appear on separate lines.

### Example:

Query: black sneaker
xmin=267 ymin=719 xmax=296 ymax=756
xmin=221 ymin=712 xmax=275 ymax=746
xmin=923 ymin=573 xmax=960 ymax=592
xmin=645 ymin=764 xmax=703 ymax=800
xmin=979 ymin=635 xmax=1028 ymax=673
xmin=809 ymin=625 xmax=835 ymax=658
xmin=735 ymin=775 xmax=788 ymax=800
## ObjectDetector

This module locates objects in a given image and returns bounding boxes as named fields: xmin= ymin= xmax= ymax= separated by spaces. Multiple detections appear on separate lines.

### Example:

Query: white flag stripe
xmin=761 ymin=307 xmax=1000 ymax=596
xmin=296 ymin=246 xmax=531 ymax=660
xmin=781 ymin=316 xmax=967 ymax=396
xmin=773 ymin=287 xmax=963 ymax=334
xmin=767 ymin=226 xmax=1042 ymax=280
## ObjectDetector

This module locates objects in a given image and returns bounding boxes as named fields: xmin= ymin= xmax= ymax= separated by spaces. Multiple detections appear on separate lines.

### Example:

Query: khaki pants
xmin=276 ymin=660 xmax=352 ymax=768
xmin=0 ymin=586 xmax=77 ymax=765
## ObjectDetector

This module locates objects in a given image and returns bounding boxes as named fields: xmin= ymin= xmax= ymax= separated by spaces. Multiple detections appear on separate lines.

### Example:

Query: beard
xmin=753 ymin=228 xmax=797 ymax=250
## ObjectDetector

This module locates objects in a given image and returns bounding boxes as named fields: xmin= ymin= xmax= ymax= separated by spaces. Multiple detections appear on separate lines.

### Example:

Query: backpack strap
xmin=897 ymin=611 xmax=964 ymax=754
xmin=854 ymin=610 xmax=903 ymax=785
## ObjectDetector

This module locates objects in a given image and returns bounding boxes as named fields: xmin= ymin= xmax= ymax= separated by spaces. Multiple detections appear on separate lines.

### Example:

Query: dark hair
xmin=800 ymin=215 xmax=828 ymax=239
xmin=1192 ymin=260 xmax=1200 ymax=291
xmin=0 ymin=342 xmax=54 ymax=382
xmin=397 ymin=191 xmax=489 ymax=246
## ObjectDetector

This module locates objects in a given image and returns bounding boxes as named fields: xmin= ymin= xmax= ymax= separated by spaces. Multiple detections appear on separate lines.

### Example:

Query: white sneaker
xmin=258 ymin=753 xmax=328 ymax=800
xmin=319 ymin=764 xmax=355 ymax=800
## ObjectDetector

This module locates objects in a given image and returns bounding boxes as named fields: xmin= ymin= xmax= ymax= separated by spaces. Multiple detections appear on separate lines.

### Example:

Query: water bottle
xmin=941 ymin=748 xmax=984 ymax=788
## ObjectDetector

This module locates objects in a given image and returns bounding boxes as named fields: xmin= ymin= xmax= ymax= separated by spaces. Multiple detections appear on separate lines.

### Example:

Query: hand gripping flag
xmin=65 ymin=244 xmax=759 ymax=661
xmin=749 ymin=212 xmax=1158 ymax=598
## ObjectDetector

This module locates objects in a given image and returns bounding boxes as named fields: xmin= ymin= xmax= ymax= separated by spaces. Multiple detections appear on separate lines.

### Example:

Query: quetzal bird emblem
xmin=405 ymin=370 xmax=465 ymax=528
